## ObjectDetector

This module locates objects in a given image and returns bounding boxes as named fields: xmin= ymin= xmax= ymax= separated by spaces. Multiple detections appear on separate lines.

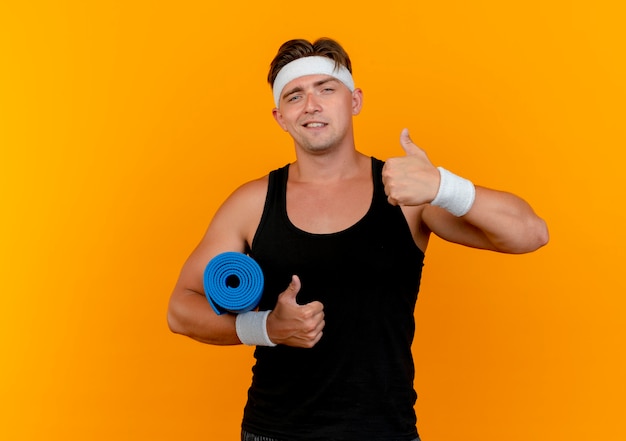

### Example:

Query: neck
xmin=290 ymin=148 xmax=368 ymax=183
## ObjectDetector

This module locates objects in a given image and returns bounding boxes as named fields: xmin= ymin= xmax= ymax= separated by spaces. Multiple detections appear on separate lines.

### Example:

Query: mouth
xmin=302 ymin=122 xmax=327 ymax=128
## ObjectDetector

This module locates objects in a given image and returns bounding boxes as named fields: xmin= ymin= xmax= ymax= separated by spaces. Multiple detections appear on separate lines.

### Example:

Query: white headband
xmin=272 ymin=56 xmax=355 ymax=107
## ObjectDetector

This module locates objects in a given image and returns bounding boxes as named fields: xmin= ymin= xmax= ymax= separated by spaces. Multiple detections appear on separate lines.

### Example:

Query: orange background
xmin=1 ymin=1 xmax=625 ymax=440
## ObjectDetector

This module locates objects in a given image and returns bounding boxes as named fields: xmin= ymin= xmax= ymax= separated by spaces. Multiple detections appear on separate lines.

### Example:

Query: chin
xmin=303 ymin=143 xmax=336 ymax=154
xmin=302 ymin=135 xmax=344 ymax=153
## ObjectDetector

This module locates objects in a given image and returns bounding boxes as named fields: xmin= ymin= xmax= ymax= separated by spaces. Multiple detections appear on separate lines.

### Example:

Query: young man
xmin=168 ymin=38 xmax=549 ymax=441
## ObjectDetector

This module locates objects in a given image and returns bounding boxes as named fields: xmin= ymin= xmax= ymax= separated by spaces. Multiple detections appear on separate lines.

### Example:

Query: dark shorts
xmin=241 ymin=429 xmax=421 ymax=441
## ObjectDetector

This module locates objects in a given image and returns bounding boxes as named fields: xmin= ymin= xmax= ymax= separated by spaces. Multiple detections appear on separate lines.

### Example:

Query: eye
xmin=287 ymin=94 xmax=302 ymax=102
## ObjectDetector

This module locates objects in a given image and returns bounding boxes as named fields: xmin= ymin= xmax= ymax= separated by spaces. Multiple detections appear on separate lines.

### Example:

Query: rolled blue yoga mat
xmin=203 ymin=252 xmax=264 ymax=315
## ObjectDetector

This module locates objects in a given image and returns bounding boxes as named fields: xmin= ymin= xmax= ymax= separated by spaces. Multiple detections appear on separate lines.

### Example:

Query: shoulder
xmin=218 ymin=173 xmax=270 ymax=220
xmin=225 ymin=163 xmax=289 ymax=208
xmin=230 ymin=174 xmax=269 ymax=202
xmin=177 ymin=171 xmax=277 ymax=281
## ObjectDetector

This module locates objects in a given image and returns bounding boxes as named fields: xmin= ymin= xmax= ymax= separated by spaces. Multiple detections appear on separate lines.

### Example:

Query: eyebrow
xmin=281 ymin=77 xmax=340 ymax=101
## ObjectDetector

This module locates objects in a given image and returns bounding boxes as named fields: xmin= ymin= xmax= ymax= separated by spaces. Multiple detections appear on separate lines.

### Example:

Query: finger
xmin=303 ymin=299 xmax=325 ymax=314
xmin=313 ymin=317 xmax=326 ymax=334
xmin=399 ymin=128 xmax=421 ymax=156
xmin=281 ymin=275 xmax=301 ymax=303
xmin=309 ymin=330 xmax=324 ymax=347
xmin=301 ymin=321 xmax=325 ymax=348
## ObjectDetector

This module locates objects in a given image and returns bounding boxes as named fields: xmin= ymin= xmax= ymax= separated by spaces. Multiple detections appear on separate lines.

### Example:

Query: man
xmin=167 ymin=38 xmax=549 ymax=441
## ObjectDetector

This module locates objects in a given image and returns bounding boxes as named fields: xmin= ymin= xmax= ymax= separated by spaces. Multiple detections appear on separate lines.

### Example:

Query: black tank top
xmin=243 ymin=157 xmax=425 ymax=441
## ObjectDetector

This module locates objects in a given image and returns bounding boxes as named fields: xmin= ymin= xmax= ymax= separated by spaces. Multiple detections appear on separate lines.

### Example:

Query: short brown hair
xmin=267 ymin=38 xmax=352 ymax=86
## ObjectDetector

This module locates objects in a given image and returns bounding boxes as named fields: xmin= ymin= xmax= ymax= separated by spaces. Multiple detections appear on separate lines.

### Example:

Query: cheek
xmin=339 ymin=106 xmax=355 ymax=125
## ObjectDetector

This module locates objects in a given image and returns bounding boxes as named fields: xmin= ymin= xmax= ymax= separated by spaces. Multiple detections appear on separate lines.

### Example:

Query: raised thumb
xmin=399 ymin=128 xmax=421 ymax=155
xmin=282 ymin=275 xmax=302 ymax=303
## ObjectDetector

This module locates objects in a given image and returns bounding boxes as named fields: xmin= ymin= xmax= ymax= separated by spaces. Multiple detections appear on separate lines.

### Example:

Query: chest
xmin=286 ymin=178 xmax=373 ymax=234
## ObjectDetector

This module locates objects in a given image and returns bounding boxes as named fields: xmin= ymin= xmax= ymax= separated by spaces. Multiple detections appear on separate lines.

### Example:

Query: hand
xmin=266 ymin=275 xmax=325 ymax=348
xmin=382 ymin=128 xmax=441 ymax=206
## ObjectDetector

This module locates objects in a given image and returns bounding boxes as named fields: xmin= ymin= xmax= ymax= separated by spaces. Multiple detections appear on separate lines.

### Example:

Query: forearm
xmin=167 ymin=289 xmax=241 ymax=345
xmin=463 ymin=186 xmax=549 ymax=253
xmin=383 ymin=129 xmax=548 ymax=254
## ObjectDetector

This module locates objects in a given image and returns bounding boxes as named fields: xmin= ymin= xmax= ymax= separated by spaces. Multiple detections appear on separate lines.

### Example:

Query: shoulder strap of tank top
xmin=370 ymin=157 xmax=386 ymax=203
xmin=251 ymin=164 xmax=289 ymax=251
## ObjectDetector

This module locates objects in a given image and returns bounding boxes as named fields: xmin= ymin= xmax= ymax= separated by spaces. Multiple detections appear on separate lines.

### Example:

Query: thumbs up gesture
xmin=382 ymin=128 xmax=441 ymax=206
xmin=266 ymin=275 xmax=325 ymax=348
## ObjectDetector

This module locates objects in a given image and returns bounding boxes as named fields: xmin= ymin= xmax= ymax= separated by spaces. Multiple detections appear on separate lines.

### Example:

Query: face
xmin=272 ymin=74 xmax=363 ymax=154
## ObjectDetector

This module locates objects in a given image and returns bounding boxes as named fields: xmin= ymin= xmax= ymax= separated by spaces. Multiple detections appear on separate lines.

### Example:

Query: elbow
xmin=535 ymin=218 xmax=550 ymax=249
xmin=510 ymin=217 xmax=550 ymax=254
xmin=490 ymin=216 xmax=549 ymax=254
xmin=525 ymin=216 xmax=549 ymax=252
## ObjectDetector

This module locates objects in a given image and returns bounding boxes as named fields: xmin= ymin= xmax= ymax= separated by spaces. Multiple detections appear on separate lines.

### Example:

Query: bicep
xmin=177 ymin=178 xmax=268 ymax=294
xmin=169 ymin=203 xmax=253 ymax=320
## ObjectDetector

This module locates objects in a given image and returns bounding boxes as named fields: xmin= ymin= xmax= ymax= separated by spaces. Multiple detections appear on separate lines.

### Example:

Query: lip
xmin=301 ymin=121 xmax=328 ymax=128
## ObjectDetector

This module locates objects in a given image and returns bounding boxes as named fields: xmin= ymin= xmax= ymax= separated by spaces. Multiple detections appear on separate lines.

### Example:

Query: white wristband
xmin=431 ymin=167 xmax=476 ymax=216
xmin=235 ymin=310 xmax=277 ymax=347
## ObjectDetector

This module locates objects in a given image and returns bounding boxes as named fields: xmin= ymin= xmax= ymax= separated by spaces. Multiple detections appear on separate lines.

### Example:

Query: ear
xmin=272 ymin=108 xmax=288 ymax=131
xmin=351 ymin=88 xmax=363 ymax=116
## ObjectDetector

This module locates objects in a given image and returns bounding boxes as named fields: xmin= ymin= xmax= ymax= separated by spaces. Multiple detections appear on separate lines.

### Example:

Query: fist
xmin=382 ymin=128 xmax=440 ymax=206
xmin=266 ymin=275 xmax=325 ymax=348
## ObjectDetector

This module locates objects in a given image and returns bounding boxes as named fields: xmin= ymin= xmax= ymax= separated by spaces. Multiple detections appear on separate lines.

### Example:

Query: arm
xmin=383 ymin=129 xmax=549 ymax=254
xmin=167 ymin=176 xmax=325 ymax=347
xmin=421 ymin=186 xmax=549 ymax=253
xmin=166 ymin=178 xmax=266 ymax=345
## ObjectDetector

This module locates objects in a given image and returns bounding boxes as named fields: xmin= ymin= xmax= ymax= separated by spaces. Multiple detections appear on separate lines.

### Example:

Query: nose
xmin=304 ymin=93 xmax=321 ymax=113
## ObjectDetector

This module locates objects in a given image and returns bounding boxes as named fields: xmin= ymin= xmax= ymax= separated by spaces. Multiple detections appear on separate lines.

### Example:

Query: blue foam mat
xmin=203 ymin=252 xmax=264 ymax=315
